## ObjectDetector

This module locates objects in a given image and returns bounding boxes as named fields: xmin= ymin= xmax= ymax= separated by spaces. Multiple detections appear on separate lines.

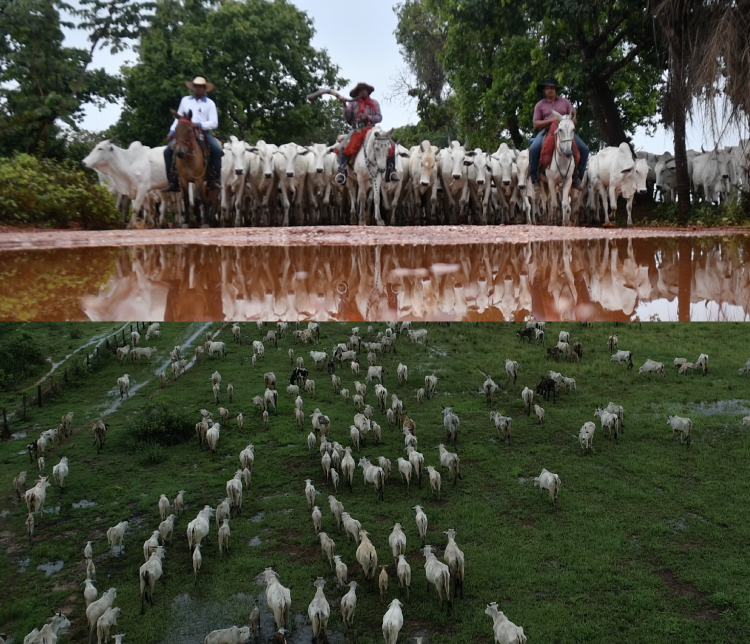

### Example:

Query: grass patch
xmin=0 ymin=322 xmax=749 ymax=644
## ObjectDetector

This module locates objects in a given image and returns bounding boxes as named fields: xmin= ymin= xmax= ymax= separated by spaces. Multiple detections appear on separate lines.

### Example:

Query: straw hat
xmin=349 ymin=82 xmax=375 ymax=98
xmin=185 ymin=76 xmax=215 ymax=92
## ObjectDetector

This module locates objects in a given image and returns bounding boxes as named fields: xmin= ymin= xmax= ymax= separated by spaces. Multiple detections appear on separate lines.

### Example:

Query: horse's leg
xmin=373 ymin=175 xmax=384 ymax=226
xmin=357 ymin=178 xmax=368 ymax=226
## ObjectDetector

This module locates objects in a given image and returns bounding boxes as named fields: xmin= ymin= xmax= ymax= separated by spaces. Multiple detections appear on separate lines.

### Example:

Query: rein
xmin=175 ymin=118 xmax=200 ymax=159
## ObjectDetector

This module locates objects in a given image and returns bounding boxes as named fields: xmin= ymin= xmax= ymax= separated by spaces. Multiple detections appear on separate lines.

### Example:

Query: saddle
xmin=539 ymin=121 xmax=580 ymax=175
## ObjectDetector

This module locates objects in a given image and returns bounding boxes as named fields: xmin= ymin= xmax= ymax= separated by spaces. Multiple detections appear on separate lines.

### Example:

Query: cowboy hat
xmin=349 ymin=82 xmax=375 ymax=98
xmin=185 ymin=76 xmax=215 ymax=92
xmin=536 ymin=78 xmax=560 ymax=92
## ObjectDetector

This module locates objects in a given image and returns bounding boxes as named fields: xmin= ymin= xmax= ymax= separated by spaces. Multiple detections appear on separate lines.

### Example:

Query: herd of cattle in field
xmin=81 ymin=130 xmax=750 ymax=230
xmin=8 ymin=321 xmax=750 ymax=644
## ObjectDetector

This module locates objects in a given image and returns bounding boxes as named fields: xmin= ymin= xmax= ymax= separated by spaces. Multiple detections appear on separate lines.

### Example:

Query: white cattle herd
xmin=82 ymin=131 xmax=750 ymax=229
xmin=7 ymin=321 xmax=748 ymax=644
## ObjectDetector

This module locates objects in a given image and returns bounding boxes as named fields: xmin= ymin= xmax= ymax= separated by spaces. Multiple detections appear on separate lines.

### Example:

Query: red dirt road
xmin=0 ymin=225 xmax=747 ymax=251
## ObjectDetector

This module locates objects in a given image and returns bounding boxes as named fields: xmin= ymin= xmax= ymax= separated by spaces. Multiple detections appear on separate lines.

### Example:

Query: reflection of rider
xmin=162 ymin=76 xmax=222 ymax=192
xmin=334 ymin=82 xmax=398 ymax=185
xmin=529 ymin=78 xmax=589 ymax=192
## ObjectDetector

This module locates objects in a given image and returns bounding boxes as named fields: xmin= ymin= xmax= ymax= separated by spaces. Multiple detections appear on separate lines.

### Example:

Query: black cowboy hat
xmin=349 ymin=82 xmax=375 ymax=98
xmin=536 ymin=78 xmax=560 ymax=92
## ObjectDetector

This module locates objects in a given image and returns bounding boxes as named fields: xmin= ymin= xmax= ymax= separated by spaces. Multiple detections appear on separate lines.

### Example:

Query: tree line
xmin=2 ymin=0 xmax=748 ymax=223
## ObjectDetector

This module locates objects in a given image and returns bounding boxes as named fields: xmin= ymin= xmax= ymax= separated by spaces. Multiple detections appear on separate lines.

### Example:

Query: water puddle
xmin=248 ymin=536 xmax=263 ymax=547
xmin=72 ymin=499 xmax=97 ymax=509
xmin=11 ymin=431 xmax=27 ymax=440
xmin=17 ymin=557 xmax=30 ymax=573
xmin=250 ymin=511 xmax=265 ymax=523
xmin=0 ymin=510 xmax=10 ymax=518
xmin=47 ymin=505 xmax=60 ymax=515
xmin=518 ymin=477 xmax=528 ymax=484
xmin=111 ymin=545 xmax=125 ymax=556
xmin=37 ymin=560 xmax=65 ymax=576
xmin=1 ymin=233 xmax=748 ymax=321
xmin=691 ymin=399 xmax=750 ymax=416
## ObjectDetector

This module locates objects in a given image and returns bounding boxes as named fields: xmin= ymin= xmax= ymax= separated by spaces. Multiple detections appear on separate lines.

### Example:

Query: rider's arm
xmin=368 ymin=99 xmax=383 ymax=125
xmin=169 ymin=97 xmax=188 ymax=133
xmin=201 ymin=100 xmax=219 ymax=131
xmin=533 ymin=117 xmax=557 ymax=130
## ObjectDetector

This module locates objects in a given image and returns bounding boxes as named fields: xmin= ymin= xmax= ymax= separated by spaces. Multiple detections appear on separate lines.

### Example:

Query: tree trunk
xmin=586 ymin=78 xmax=629 ymax=146
xmin=506 ymin=114 xmax=524 ymax=149
xmin=672 ymin=102 xmax=691 ymax=223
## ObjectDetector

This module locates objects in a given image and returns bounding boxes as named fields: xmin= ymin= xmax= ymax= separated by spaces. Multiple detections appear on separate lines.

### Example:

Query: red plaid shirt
xmin=344 ymin=97 xmax=383 ymax=127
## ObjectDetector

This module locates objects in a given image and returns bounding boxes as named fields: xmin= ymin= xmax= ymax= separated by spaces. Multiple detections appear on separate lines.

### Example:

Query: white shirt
xmin=169 ymin=95 xmax=219 ymax=133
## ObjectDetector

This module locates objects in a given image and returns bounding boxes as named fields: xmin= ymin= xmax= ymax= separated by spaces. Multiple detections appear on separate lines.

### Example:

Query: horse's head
xmin=171 ymin=109 xmax=195 ymax=159
xmin=370 ymin=128 xmax=394 ymax=174
xmin=553 ymin=109 xmax=576 ymax=158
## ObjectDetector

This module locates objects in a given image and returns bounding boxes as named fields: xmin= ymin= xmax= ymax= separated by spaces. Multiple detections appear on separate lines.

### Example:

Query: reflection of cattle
xmin=51 ymin=236 xmax=750 ymax=323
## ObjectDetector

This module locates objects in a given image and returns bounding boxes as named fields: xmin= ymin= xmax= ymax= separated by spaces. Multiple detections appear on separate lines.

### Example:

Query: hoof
xmin=601 ymin=222 xmax=615 ymax=228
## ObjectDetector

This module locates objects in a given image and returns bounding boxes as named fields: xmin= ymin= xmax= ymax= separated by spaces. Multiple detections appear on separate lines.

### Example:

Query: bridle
xmin=175 ymin=118 xmax=198 ymax=158
xmin=553 ymin=119 xmax=575 ymax=179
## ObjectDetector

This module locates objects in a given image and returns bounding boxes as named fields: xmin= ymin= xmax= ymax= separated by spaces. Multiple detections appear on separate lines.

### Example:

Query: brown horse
xmin=170 ymin=109 xmax=215 ymax=227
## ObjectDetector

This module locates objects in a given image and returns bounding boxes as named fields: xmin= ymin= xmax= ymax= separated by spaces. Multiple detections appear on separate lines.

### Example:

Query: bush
xmin=0 ymin=153 xmax=120 ymax=229
xmin=138 ymin=442 xmax=168 ymax=466
xmin=128 ymin=404 xmax=194 ymax=447
xmin=70 ymin=328 xmax=83 ymax=339
xmin=0 ymin=330 xmax=46 ymax=385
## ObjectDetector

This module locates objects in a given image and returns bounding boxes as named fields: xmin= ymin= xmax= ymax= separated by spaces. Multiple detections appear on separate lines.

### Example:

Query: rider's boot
xmin=161 ymin=169 xmax=180 ymax=193
xmin=386 ymin=155 xmax=400 ymax=183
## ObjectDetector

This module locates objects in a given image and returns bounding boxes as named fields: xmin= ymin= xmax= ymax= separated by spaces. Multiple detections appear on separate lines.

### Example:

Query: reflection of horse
xmin=545 ymin=110 xmax=577 ymax=226
xmin=171 ymin=110 xmax=215 ymax=228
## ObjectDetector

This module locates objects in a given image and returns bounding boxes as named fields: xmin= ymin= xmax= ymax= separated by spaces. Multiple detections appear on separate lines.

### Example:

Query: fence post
xmin=23 ymin=394 xmax=27 ymax=419
xmin=2 ymin=408 xmax=8 ymax=440
xmin=122 ymin=330 xmax=126 ymax=345
xmin=64 ymin=368 xmax=68 ymax=382
xmin=37 ymin=384 xmax=42 ymax=408
xmin=86 ymin=354 xmax=90 ymax=367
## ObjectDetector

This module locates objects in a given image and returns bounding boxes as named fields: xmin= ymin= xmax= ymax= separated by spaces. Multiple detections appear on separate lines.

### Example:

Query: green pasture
xmin=0 ymin=321 xmax=749 ymax=644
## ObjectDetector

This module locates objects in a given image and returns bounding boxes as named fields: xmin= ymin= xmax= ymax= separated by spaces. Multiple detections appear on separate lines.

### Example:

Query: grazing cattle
xmin=536 ymin=377 xmax=556 ymax=403
xmin=639 ymin=359 xmax=666 ymax=378
xmin=668 ymin=415 xmax=693 ymax=446
xmin=588 ymin=143 xmax=649 ymax=226
xmin=610 ymin=350 xmax=634 ymax=370
xmin=516 ymin=327 xmax=534 ymax=343
xmin=82 ymin=138 xmax=168 ymax=228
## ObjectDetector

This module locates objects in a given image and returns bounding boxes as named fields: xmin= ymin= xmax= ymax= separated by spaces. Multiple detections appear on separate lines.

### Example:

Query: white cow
xmin=437 ymin=141 xmax=471 ymax=225
xmin=490 ymin=143 xmax=519 ymax=224
xmin=82 ymin=138 xmax=168 ymax=229
xmin=466 ymin=148 xmax=493 ymax=225
xmin=588 ymin=143 xmax=649 ymax=226
xmin=305 ymin=143 xmax=337 ymax=225
xmin=274 ymin=143 xmax=311 ymax=226
xmin=409 ymin=140 xmax=441 ymax=224
xmin=245 ymin=140 xmax=279 ymax=225
xmin=220 ymin=135 xmax=252 ymax=227
xmin=691 ymin=148 xmax=733 ymax=203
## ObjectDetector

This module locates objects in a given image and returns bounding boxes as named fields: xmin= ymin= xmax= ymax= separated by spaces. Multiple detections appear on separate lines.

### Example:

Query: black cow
xmin=536 ymin=376 xmax=557 ymax=403
xmin=516 ymin=327 xmax=534 ymax=343
xmin=290 ymin=367 xmax=309 ymax=386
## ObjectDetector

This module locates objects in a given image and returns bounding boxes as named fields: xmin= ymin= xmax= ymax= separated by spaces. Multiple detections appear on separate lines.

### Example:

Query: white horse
xmin=545 ymin=109 xmax=577 ymax=226
xmin=350 ymin=126 xmax=395 ymax=226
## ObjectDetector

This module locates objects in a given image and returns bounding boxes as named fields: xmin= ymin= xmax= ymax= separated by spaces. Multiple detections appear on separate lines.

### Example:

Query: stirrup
xmin=335 ymin=171 xmax=347 ymax=185
xmin=161 ymin=182 xmax=180 ymax=193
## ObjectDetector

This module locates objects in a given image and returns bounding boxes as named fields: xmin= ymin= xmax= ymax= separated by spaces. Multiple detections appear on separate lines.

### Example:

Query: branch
xmin=602 ymin=43 xmax=645 ymax=78
xmin=586 ymin=12 xmax=628 ymax=56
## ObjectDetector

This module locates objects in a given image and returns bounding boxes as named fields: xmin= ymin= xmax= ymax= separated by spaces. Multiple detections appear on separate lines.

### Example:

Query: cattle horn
xmin=108 ymin=134 xmax=119 ymax=143
xmin=701 ymin=145 xmax=705 ymax=154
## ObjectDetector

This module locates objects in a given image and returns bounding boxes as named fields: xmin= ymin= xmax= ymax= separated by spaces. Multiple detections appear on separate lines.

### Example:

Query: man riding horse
xmin=529 ymin=78 xmax=589 ymax=192
xmin=334 ymin=82 xmax=398 ymax=185
xmin=162 ymin=76 xmax=222 ymax=192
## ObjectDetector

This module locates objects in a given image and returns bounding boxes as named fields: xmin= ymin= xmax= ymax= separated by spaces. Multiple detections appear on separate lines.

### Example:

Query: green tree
xmin=0 ymin=0 xmax=150 ymax=157
xmin=116 ymin=0 xmax=346 ymax=146
xmin=395 ymin=0 xmax=664 ymax=149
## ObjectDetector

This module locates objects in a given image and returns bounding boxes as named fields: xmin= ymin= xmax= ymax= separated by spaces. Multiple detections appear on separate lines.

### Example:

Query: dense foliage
xmin=127 ymin=403 xmax=194 ymax=447
xmin=0 ymin=330 xmax=45 ymax=389
xmin=0 ymin=154 xmax=120 ymax=228
xmin=115 ymin=0 xmax=347 ymax=146
xmin=394 ymin=0 xmax=663 ymax=150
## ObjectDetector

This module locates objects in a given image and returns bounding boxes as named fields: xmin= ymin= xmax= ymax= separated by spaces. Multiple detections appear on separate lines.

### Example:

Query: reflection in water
xmin=0 ymin=237 xmax=748 ymax=321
